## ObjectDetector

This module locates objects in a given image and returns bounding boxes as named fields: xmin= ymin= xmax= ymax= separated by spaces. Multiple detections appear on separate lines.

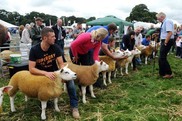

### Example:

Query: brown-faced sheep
xmin=7 ymin=65 xmax=77 ymax=120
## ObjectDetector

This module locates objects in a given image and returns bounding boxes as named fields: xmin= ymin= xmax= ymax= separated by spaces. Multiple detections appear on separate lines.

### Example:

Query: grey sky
xmin=0 ymin=0 xmax=181 ymax=24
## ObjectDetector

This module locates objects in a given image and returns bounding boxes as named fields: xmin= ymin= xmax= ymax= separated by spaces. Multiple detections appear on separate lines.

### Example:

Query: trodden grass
xmin=0 ymin=54 xmax=182 ymax=121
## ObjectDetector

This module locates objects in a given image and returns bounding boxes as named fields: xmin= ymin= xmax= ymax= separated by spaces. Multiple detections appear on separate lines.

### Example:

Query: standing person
xmin=120 ymin=31 xmax=137 ymax=71
xmin=70 ymin=28 xmax=108 ymax=65
xmin=20 ymin=24 xmax=32 ymax=44
xmin=134 ymin=27 xmax=143 ymax=65
xmin=19 ymin=25 xmax=24 ymax=39
xmin=52 ymin=18 xmax=66 ymax=52
xmin=31 ymin=17 xmax=44 ymax=46
xmin=72 ymin=22 xmax=83 ymax=40
xmin=156 ymin=12 xmax=174 ymax=79
xmin=29 ymin=27 xmax=80 ymax=119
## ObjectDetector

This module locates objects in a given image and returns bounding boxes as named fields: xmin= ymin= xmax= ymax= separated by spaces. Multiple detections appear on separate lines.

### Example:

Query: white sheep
xmin=7 ymin=65 xmax=77 ymax=120
xmin=99 ymin=49 xmax=125 ymax=86
xmin=0 ymin=86 xmax=13 ymax=113
xmin=114 ymin=49 xmax=141 ymax=76
xmin=66 ymin=61 xmax=109 ymax=104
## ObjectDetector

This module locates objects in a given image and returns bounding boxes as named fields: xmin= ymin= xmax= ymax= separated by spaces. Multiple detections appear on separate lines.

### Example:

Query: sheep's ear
xmin=65 ymin=64 xmax=68 ymax=68
xmin=1 ymin=86 xmax=13 ymax=93
xmin=60 ymin=69 xmax=64 ymax=73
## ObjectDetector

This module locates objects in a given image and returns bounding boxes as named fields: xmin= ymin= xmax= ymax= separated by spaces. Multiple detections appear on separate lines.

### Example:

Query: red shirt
xmin=70 ymin=33 xmax=101 ymax=61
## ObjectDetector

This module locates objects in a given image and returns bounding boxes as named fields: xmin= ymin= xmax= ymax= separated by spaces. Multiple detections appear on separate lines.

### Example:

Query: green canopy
xmin=86 ymin=15 xmax=133 ymax=37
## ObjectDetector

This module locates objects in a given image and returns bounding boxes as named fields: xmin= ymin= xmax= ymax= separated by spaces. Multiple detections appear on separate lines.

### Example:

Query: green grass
xmin=0 ymin=54 xmax=182 ymax=121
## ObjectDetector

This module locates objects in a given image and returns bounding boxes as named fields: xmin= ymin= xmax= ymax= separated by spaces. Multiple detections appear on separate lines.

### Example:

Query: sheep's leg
xmin=120 ymin=67 xmax=124 ymax=76
xmin=89 ymin=85 xmax=96 ymax=98
xmin=114 ymin=69 xmax=117 ymax=78
xmin=145 ymin=56 xmax=148 ymax=65
xmin=41 ymin=101 xmax=47 ymax=120
xmin=10 ymin=96 xmax=16 ymax=112
xmin=63 ymin=83 xmax=67 ymax=92
xmin=125 ymin=63 xmax=129 ymax=75
xmin=102 ymin=71 xmax=107 ymax=86
xmin=81 ymin=86 xmax=87 ymax=104
xmin=25 ymin=95 xmax=28 ymax=102
xmin=54 ymin=98 xmax=60 ymax=112
xmin=108 ymin=71 xmax=112 ymax=84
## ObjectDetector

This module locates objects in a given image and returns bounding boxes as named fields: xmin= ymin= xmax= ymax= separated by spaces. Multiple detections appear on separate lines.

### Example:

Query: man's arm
xmin=56 ymin=56 xmax=65 ymax=69
xmin=29 ymin=61 xmax=56 ymax=80
xmin=164 ymin=31 xmax=173 ymax=45
xmin=101 ymin=43 xmax=127 ymax=60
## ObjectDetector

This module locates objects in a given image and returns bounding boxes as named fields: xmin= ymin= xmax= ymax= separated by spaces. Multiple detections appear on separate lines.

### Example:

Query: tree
xmin=126 ymin=4 xmax=157 ymax=23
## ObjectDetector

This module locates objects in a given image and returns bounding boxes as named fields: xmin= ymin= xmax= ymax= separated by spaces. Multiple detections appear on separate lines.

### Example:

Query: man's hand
xmin=72 ymin=56 xmax=78 ymax=63
xmin=114 ymin=55 xmax=128 ymax=60
xmin=44 ymin=72 xmax=56 ymax=80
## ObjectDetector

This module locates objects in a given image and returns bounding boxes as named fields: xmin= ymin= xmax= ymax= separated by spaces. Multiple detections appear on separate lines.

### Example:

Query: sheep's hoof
xmin=91 ymin=95 xmax=96 ymax=98
xmin=41 ymin=114 xmax=46 ymax=120
xmin=83 ymin=100 xmax=87 ymax=104
xmin=55 ymin=108 xmax=60 ymax=112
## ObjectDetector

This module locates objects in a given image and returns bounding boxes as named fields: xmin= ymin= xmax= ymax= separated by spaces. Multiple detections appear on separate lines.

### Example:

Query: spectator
xmin=20 ymin=24 xmax=32 ymax=44
xmin=52 ymin=18 xmax=66 ymax=52
xmin=31 ymin=17 xmax=44 ymax=45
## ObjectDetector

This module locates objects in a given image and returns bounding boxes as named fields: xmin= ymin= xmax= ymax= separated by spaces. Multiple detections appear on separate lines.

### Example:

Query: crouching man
xmin=29 ymin=27 xmax=80 ymax=119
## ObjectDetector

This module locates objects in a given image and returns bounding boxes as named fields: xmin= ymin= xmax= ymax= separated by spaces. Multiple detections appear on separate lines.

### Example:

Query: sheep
xmin=99 ymin=49 xmax=125 ymax=86
xmin=0 ymin=86 xmax=13 ymax=113
xmin=114 ymin=49 xmax=141 ymax=77
xmin=7 ymin=65 xmax=77 ymax=120
xmin=66 ymin=60 xmax=109 ymax=104
xmin=139 ymin=41 xmax=157 ymax=65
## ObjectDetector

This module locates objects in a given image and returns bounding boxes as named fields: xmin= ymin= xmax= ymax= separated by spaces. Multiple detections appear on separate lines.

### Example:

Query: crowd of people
xmin=0 ymin=11 xmax=182 ymax=119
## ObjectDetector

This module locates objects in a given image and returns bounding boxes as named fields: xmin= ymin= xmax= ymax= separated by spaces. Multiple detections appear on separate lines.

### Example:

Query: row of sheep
xmin=0 ymin=41 xmax=160 ymax=120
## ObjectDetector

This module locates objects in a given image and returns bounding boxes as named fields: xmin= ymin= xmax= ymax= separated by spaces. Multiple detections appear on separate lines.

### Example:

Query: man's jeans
xmin=66 ymin=80 xmax=78 ymax=108
xmin=158 ymin=39 xmax=173 ymax=76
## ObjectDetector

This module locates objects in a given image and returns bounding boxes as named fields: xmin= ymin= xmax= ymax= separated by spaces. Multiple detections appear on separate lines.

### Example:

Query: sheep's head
xmin=112 ymin=49 xmax=125 ymax=58
xmin=95 ymin=60 xmax=109 ymax=72
xmin=0 ymin=86 xmax=13 ymax=113
xmin=132 ymin=48 xmax=141 ymax=55
xmin=123 ymin=49 xmax=132 ymax=56
xmin=58 ymin=64 xmax=77 ymax=81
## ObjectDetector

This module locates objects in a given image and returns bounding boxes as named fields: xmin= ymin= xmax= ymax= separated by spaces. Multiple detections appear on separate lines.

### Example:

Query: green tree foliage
xmin=126 ymin=4 xmax=157 ymax=23
xmin=0 ymin=9 xmax=95 ymax=26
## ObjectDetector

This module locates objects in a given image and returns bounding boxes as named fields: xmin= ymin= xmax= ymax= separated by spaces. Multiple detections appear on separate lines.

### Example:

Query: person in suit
xmin=52 ymin=18 xmax=66 ymax=52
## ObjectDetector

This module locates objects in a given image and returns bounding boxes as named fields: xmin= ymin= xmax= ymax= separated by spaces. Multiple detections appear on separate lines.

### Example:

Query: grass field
xmin=0 ymin=54 xmax=182 ymax=121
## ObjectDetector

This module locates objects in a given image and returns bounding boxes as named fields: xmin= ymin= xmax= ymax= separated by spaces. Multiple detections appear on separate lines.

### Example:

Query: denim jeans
xmin=66 ymin=80 xmax=78 ymax=108
xmin=158 ymin=39 xmax=173 ymax=76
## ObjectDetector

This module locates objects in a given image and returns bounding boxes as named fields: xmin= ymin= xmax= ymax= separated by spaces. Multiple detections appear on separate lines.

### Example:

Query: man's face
xmin=157 ymin=16 xmax=163 ymax=22
xmin=45 ymin=32 xmax=56 ymax=45
xmin=36 ymin=20 xmax=43 ymax=26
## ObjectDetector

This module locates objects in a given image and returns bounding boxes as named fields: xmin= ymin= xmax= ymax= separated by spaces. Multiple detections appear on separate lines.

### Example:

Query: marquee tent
xmin=86 ymin=15 xmax=133 ymax=37
xmin=0 ymin=19 xmax=18 ymax=28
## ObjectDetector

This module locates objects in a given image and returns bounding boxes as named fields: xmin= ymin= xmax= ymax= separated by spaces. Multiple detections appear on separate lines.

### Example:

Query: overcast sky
xmin=0 ymin=0 xmax=182 ymax=24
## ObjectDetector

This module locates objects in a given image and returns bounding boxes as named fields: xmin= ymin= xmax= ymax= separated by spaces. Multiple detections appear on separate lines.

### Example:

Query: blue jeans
xmin=66 ymin=80 xmax=78 ymax=108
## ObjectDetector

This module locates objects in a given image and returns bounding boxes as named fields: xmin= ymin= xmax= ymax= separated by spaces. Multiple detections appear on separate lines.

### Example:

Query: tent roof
xmin=0 ymin=19 xmax=18 ymax=28
xmin=86 ymin=15 xmax=133 ymax=26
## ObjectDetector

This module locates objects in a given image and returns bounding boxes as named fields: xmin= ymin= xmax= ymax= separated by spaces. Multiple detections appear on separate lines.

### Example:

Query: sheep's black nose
xmin=74 ymin=73 xmax=77 ymax=76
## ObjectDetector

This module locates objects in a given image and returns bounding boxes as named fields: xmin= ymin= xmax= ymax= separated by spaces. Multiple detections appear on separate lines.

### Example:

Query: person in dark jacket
xmin=120 ymin=31 xmax=137 ymax=70
xmin=31 ymin=17 xmax=44 ymax=46
xmin=51 ymin=18 xmax=66 ymax=52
